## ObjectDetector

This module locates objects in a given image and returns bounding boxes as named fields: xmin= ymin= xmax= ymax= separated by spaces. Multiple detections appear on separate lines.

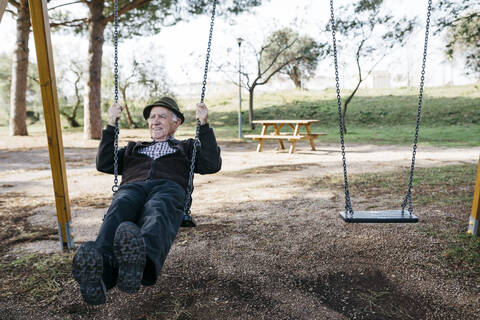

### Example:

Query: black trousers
xmin=95 ymin=179 xmax=185 ymax=288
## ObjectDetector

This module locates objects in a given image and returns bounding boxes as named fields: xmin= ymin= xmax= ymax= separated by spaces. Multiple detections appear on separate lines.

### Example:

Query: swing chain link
xmin=401 ymin=0 xmax=432 ymax=214
xmin=112 ymin=118 xmax=119 ymax=193
xmin=183 ymin=0 xmax=217 ymax=216
xmin=112 ymin=0 xmax=120 ymax=194
xmin=329 ymin=0 xmax=354 ymax=216
xmin=200 ymin=0 xmax=217 ymax=104
xmin=183 ymin=123 xmax=201 ymax=216
xmin=113 ymin=0 xmax=119 ymax=104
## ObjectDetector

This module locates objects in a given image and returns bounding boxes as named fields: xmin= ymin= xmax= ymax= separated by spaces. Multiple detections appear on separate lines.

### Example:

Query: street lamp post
xmin=236 ymin=37 xmax=243 ymax=139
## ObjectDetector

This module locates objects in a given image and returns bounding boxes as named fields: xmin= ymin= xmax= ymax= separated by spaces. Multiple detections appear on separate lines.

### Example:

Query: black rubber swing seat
xmin=181 ymin=214 xmax=197 ymax=228
xmin=339 ymin=210 xmax=418 ymax=223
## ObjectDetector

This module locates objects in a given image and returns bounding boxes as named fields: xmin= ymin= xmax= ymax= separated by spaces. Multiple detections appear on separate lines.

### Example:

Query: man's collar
xmin=150 ymin=136 xmax=179 ymax=145
xmin=167 ymin=136 xmax=180 ymax=145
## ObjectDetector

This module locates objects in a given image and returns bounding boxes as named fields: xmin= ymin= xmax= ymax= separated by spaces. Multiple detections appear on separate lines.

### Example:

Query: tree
xmin=239 ymin=28 xmax=324 ymax=129
xmin=328 ymin=0 xmax=415 ymax=133
xmin=436 ymin=0 xmax=480 ymax=78
xmin=0 ymin=0 xmax=8 ymax=22
xmin=58 ymin=60 xmax=84 ymax=128
xmin=5 ymin=0 xmax=60 ymax=135
xmin=0 ymin=53 xmax=12 ymax=123
xmin=7 ymin=0 xmax=30 ymax=136
xmin=265 ymin=28 xmax=324 ymax=89
xmin=0 ymin=53 xmax=11 ymax=110
xmin=49 ymin=0 xmax=264 ymax=139
xmin=117 ymin=57 xmax=172 ymax=128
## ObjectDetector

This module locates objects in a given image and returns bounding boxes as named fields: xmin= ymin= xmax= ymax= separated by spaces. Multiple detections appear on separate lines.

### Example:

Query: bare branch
xmin=355 ymin=39 xmax=365 ymax=81
xmin=365 ymin=53 xmax=387 ymax=79
xmin=213 ymin=62 xmax=243 ymax=89
xmin=48 ymin=0 xmax=83 ymax=11
xmin=8 ymin=0 xmax=20 ymax=10
xmin=257 ymin=56 xmax=302 ymax=86
xmin=102 ymin=0 xmax=151 ymax=25
xmin=50 ymin=17 xmax=88 ymax=28
xmin=5 ymin=8 xmax=16 ymax=16
xmin=243 ymin=72 xmax=251 ymax=90
xmin=256 ymin=46 xmax=263 ymax=78
xmin=259 ymin=38 xmax=297 ymax=78
xmin=438 ymin=11 xmax=480 ymax=29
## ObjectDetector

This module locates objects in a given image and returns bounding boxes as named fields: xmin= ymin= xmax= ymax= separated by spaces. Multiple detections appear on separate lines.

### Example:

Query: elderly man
xmin=72 ymin=97 xmax=221 ymax=305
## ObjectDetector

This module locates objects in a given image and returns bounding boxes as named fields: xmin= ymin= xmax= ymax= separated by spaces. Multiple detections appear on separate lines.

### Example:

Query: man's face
xmin=148 ymin=106 xmax=181 ymax=141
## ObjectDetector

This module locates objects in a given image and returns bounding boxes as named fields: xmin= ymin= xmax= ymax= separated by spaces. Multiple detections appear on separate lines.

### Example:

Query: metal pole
xmin=237 ymin=37 xmax=243 ymax=139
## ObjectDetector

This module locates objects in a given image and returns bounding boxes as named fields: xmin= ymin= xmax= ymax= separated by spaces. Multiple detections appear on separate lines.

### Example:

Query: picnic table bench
xmin=244 ymin=119 xmax=326 ymax=154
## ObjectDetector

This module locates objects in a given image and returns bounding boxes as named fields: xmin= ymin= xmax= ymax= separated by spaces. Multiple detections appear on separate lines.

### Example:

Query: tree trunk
xmin=71 ymin=74 xmax=81 ymax=127
xmin=60 ymin=110 xmax=80 ymax=127
xmin=248 ymin=86 xmax=255 ymax=130
xmin=290 ymin=65 xmax=302 ymax=89
xmin=83 ymin=1 xmax=105 ymax=139
xmin=0 ymin=0 xmax=8 ymax=23
xmin=293 ymin=78 xmax=302 ymax=89
xmin=342 ymin=79 xmax=362 ymax=134
xmin=61 ymin=76 xmax=81 ymax=128
xmin=342 ymin=46 xmax=364 ymax=134
xmin=9 ymin=1 xmax=30 ymax=136
xmin=120 ymin=86 xmax=136 ymax=128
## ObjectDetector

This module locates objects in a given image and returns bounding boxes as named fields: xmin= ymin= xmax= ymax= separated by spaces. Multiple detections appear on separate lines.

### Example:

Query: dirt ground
xmin=0 ymin=130 xmax=479 ymax=320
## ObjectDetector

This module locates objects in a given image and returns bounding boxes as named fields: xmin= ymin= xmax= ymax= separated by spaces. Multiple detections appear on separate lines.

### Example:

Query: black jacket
xmin=96 ymin=124 xmax=222 ymax=190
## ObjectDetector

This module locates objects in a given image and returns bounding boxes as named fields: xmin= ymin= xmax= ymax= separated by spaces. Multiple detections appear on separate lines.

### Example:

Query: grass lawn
xmin=170 ymin=84 xmax=480 ymax=146
xmin=2 ymin=84 xmax=479 ymax=147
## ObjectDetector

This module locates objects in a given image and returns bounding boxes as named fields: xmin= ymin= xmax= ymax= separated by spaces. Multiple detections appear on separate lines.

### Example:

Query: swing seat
xmin=181 ymin=214 xmax=197 ymax=228
xmin=339 ymin=210 xmax=418 ymax=223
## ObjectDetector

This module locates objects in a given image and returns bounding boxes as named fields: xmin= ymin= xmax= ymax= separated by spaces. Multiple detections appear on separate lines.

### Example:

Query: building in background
xmin=370 ymin=71 xmax=391 ymax=89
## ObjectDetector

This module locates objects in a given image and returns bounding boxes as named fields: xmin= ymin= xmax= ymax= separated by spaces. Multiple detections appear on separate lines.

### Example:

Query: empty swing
xmin=110 ymin=0 xmax=218 ymax=228
xmin=329 ymin=0 xmax=433 ymax=223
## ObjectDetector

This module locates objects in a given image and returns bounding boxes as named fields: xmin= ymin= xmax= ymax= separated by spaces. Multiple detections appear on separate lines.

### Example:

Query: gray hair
xmin=170 ymin=110 xmax=178 ymax=122
xmin=170 ymin=110 xmax=180 ymax=136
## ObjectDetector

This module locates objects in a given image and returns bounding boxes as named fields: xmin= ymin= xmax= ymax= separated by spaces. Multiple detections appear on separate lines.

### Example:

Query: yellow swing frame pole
xmin=28 ymin=0 xmax=74 ymax=250
xmin=468 ymin=156 xmax=480 ymax=236
xmin=0 ymin=0 xmax=8 ymax=22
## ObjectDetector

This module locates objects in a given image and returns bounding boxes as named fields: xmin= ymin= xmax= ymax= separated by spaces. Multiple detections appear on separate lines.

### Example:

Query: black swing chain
xmin=329 ymin=0 xmax=354 ymax=216
xmin=112 ymin=0 xmax=120 ymax=194
xmin=401 ymin=0 xmax=432 ymax=214
xmin=183 ymin=0 xmax=217 ymax=217
xmin=329 ymin=0 xmax=432 ymax=217
xmin=110 ymin=0 xmax=217 ymax=213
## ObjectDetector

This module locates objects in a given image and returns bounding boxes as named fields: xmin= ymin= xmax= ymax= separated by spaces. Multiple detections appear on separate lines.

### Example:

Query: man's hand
xmin=108 ymin=102 xmax=124 ymax=126
xmin=196 ymin=103 xmax=208 ymax=125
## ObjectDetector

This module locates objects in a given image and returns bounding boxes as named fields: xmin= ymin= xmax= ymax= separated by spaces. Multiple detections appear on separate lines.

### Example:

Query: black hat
xmin=143 ymin=97 xmax=185 ymax=124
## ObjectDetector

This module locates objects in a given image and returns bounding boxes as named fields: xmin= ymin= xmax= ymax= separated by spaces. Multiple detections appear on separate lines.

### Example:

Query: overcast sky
xmin=0 ymin=0 xmax=475 ymax=93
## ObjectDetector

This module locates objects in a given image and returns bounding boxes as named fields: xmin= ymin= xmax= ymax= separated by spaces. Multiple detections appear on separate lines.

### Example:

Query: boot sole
xmin=72 ymin=241 xmax=106 ymax=305
xmin=113 ymin=222 xmax=146 ymax=293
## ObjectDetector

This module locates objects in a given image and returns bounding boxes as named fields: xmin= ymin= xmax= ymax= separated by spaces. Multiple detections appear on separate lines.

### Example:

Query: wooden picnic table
xmin=244 ymin=119 xmax=326 ymax=154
